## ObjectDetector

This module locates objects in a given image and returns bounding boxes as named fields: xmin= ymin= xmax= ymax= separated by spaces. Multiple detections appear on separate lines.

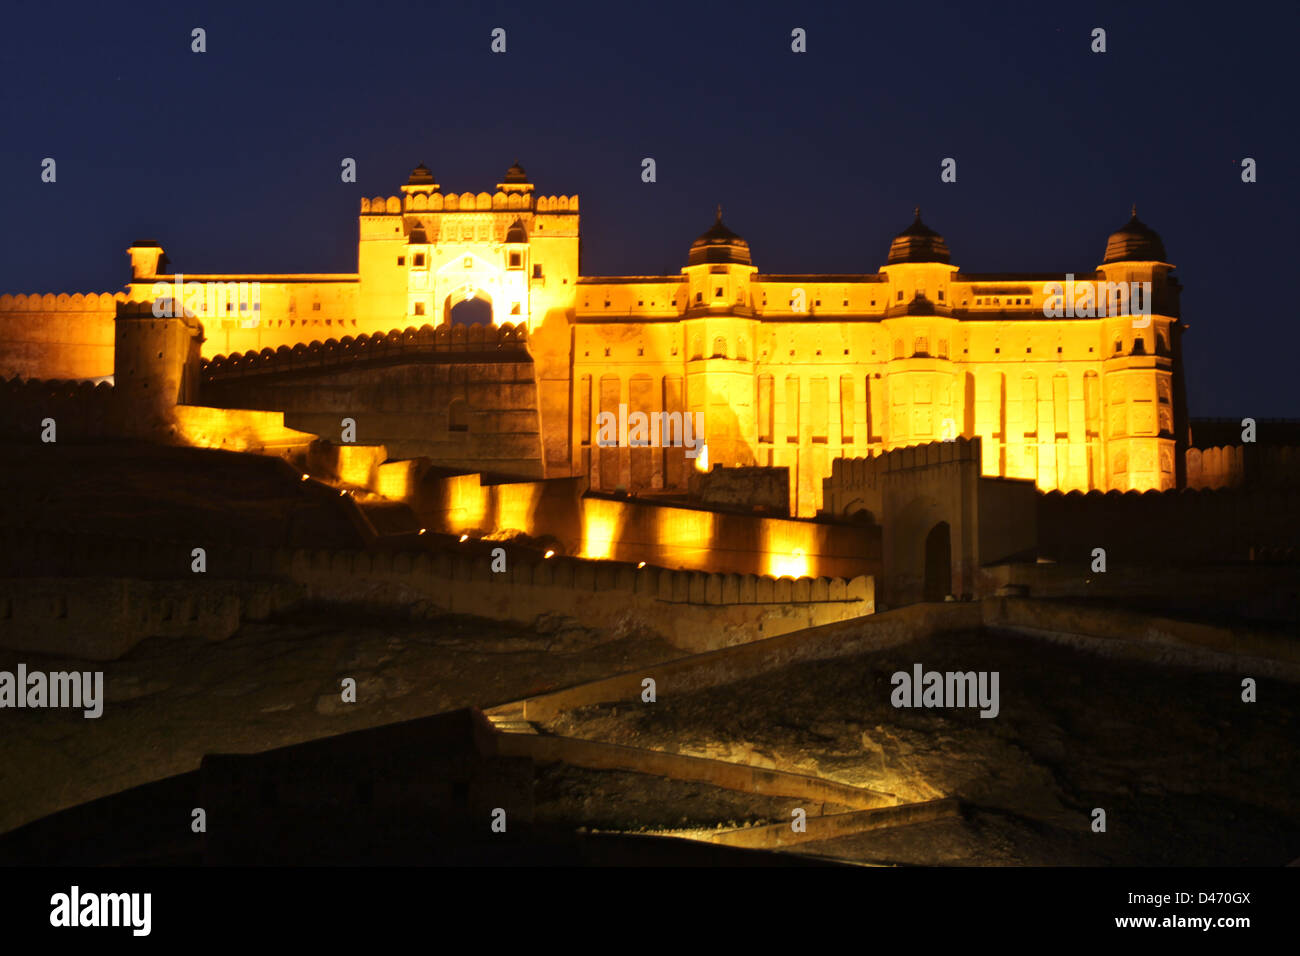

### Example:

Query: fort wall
xmin=199 ymin=324 xmax=542 ymax=472
xmin=0 ymin=576 xmax=292 ymax=660
xmin=408 ymin=470 xmax=879 ymax=579
xmin=1035 ymin=486 xmax=1300 ymax=563
xmin=0 ymin=529 xmax=874 ymax=658
xmin=0 ymin=293 xmax=120 ymax=381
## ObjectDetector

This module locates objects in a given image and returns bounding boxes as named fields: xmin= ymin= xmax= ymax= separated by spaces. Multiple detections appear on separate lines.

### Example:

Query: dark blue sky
xmin=1 ymin=0 xmax=1294 ymax=417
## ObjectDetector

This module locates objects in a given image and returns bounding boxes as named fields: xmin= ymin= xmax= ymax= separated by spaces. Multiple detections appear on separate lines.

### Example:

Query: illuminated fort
xmin=0 ymin=162 xmax=1189 ymax=519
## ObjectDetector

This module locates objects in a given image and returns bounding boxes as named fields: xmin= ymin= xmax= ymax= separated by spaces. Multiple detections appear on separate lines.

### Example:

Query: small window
xmin=397 ymin=256 xmax=405 ymax=266
xmin=896 ymin=290 xmax=904 ymax=301
xmin=414 ymin=303 xmax=425 ymax=316
xmin=464 ymin=257 xmax=473 ymax=269
xmin=312 ymin=303 xmax=321 ymax=311
xmin=695 ymin=292 xmax=703 ymax=303
xmin=714 ymin=287 xmax=723 ymax=298
xmin=509 ymin=252 xmax=521 ymax=268
xmin=532 ymin=264 xmax=542 ymax=278
xmin=1114 ymin=341 xmax=1122 ymax=353
xmin=413 ymin=253 xmax=425 ymax=267
xmin=938 ymin=290 xmax=945 ymax=301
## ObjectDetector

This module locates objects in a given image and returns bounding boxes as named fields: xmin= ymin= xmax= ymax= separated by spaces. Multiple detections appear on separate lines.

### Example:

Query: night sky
xmin=1 ymin=0 xmax=1295 ymax=418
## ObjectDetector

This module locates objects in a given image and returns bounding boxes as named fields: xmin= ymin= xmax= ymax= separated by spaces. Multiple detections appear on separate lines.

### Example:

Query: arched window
xmin=712 ymin=337 xmax=727 ymax=359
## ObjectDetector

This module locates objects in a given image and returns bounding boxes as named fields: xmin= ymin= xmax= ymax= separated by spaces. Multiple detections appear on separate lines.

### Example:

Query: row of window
xmin=398 ymin=254 xmax=535 ymax=272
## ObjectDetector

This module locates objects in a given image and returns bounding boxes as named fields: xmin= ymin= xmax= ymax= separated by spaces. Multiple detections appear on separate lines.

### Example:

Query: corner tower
xmin=1096 ymin=206 xmax=1181 ymax=490
xmin=682 ymin=208 xmax=759 ymax=469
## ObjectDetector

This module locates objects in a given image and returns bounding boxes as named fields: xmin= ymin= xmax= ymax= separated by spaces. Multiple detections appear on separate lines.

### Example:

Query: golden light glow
xmin=336 ymin=445 xmax=378 ymax=487
xmin=580 ymin=498 xmax=622 ymax=560
xmin=375 ymin=461 xmax=415 ymax=499
xmin=763 ymin=522 xmax=814 ymax=578
xmin=694 ymin=443 xmax=709 ymax=472
xmin=170 ymin=405 xmax=315 ymax=455
xmin=637 ymin=561 xmax=646 ymax=569
xmin=459 ymin=534 xmax=469 ymax=542
xmin=446 ymin=473 xmax=489 ymax=533
xmin=418 ymin=528 xmax=426 ymax=535
xmin=493 ymin=482 xmax=542 ymax=532
xmin=544 ymin=549 xmax=555 ymax=559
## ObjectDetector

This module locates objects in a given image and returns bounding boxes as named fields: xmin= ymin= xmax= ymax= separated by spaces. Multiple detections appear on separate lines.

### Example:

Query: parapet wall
xmin=823 ymin=437 xmax=984 ymax=518
xmin=361 ymin=193 xmax=578 ymax=214
xmin=409 ymin=470 xmax=880 ymax=579
xmin=0 ymin=292 xmax=120 ymax=381
xmin=0 ymin=377 xmax=114 ymax=442
xmin=201 ymin=322 xmax=529 ymax=380
xmin=0 ymin=528 xmax=874 ymax=658
xmin=199 ymin=325 xmax=542 ymax=471
xmin=0 ymin=576 xmax=293 ymax=661
xmin=1036 ymin=486 xmax=1300 ymax=563
xmin=0 ymin=375 xmax=314 ymax=455
xmin=1185 ymin=444 xmax=1300 ymax=490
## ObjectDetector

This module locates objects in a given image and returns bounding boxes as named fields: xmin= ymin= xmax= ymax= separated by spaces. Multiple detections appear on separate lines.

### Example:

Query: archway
xmin=923 ymin=521 xmax=952 ymax=601
xmin=447 ymin=294 xmax=492 ymax=326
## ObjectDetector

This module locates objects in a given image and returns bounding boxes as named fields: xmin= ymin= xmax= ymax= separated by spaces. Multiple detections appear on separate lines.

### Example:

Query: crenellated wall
xmin=0 ymin=528 xmax=874 ymax=658
xmin=0 ymin=292 xmax=120 ymax=380
xmin=1184 ymin=444 xmax=1300 ymax=490
xmin=1036 ymin=486 xmax=1300 ymax=564
xmin=199 ymin=324 xmax=542 ymax=471
xmin=823 ymin=438 xmax=1038 ymax=604
xmin=0 ymin=575 xmax=292 ymax=660
xmin=406 ymin=470 xmax=879 ymax=580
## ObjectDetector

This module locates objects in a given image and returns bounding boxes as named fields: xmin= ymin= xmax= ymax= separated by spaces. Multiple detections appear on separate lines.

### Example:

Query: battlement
xmin=0 ymin=292 xmax=123 ymax=312
xmin=0 ymin=375 xmax=114 ymax=441
xmin=0 ymin=527 xmax=874 ymax=657
xmin=360 ymin=193 xmax=579 ymax=215
xmin=829 ymin=436 xmax=983 ymax=488
xmin=200 ymin=322 xmax=530 ymax=382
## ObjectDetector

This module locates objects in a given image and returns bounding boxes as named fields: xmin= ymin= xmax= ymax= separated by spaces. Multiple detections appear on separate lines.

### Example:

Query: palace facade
xmin=0 ymin=163 xmax=1188 ymax=515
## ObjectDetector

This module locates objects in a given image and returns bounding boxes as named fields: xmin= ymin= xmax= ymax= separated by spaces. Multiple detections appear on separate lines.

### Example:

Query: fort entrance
xmin=446 ymin=288 xmax=492 ymax=326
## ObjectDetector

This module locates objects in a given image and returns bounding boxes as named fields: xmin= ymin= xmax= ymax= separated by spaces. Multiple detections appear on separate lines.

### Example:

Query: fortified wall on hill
xmin=0 ymin=162 xmax=1202 ymax=515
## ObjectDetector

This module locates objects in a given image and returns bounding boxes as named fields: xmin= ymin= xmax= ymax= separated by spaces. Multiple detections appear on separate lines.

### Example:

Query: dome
xmin=503 ymin=161 xmax=529 ymax=184
xmin=407 ymin=163 xmax=435 ymax=185
xmin=505 ymin=218 xmax=527 ymax=243
xmin=886 ymin=208 xmax=951 ymax=264
xmin=1103 ymin=205 xmax=1166 ymax=264
xmin=688 ymin=206 xmax=751 ymax=266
